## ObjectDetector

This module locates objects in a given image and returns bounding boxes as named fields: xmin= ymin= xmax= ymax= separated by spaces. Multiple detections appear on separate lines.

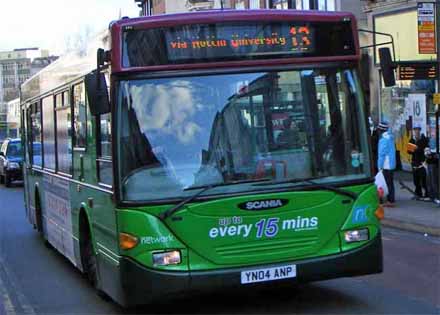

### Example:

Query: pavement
xmin=381 ymin=171 xmax=440 ymax=237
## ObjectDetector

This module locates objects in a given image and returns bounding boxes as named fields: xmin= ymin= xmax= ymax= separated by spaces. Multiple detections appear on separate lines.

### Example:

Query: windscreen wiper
xmin=253 ymin=178 xmax=358 ymax=200
xmin=159 ymin=179 xmax=271 ymax=220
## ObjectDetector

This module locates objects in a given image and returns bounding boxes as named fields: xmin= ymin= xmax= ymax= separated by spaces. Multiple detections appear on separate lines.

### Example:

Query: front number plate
xmin=241 ymin=265 xmax=297 ymax=284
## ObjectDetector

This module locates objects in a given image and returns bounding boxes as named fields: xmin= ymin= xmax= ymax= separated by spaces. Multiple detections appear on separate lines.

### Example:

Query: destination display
xmin=123 ymin=21 xmax=356 ymax=67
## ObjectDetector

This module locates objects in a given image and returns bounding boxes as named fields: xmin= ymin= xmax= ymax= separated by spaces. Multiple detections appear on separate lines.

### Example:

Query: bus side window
xmin=25 ymin=106 xmax=32 ymax=165
xmin=73 ymin=83 xmax=87 ymax=149
xmin=56 ymin=91 xmax=73 ymax=175
xmin=42 ymin=96 xmax=56 ymax=171
xmin=97 ymin=113 xmax=113 ymax=187
xmin=30 ymin=102 xmax=42 ymax=167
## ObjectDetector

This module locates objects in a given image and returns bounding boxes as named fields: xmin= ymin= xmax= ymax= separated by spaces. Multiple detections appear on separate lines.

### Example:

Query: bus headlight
xmin=7 ymin=162 xmax=20 ymax=170
xmin=344 ymin=229 xmax=369 ymax=243
xmin=153 ymin=250 xmax=181 ymax=266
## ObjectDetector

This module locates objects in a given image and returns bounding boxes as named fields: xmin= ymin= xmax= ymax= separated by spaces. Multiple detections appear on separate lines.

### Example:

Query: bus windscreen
xmin=122 ymin=21 xmax=356 ymax=67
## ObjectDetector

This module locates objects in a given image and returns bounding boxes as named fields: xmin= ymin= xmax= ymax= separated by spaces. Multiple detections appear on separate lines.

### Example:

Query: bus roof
xmin=20 ymin=30 xmax=110 ymax=104
xmin=20 ymin=10 xmax=359 ymax=104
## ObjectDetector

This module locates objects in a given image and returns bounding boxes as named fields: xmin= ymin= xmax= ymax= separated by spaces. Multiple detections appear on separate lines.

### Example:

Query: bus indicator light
xmin=119 ymin=232 xmax=139 ymax=250
xmin=375 ymin=206 xmax=385 ymax=220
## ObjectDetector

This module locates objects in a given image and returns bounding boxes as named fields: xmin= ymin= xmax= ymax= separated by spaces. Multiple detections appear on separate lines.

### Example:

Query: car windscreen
xmin=6 ymin=142 xmax=22 ymax=158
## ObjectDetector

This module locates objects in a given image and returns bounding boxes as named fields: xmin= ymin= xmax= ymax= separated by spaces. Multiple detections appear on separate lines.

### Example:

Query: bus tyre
xmin=0 ymin=174 xmax=4 ymax=184
xmin=44 ymin=238 xmax=53 ymax=249
xmin=35 ymin=194 xmax=52 ymax=248
xmin=82 ymin=235 xmax=110 ymax=300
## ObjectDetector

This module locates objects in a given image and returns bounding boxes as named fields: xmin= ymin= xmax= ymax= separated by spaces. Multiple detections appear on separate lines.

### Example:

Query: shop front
xmin=369 ymin=3 xmax=438 ymax=171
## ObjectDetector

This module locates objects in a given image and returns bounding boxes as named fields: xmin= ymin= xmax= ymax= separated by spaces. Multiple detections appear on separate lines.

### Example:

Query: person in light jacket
xmin=377 ymin=122 xmax=396 ymax=206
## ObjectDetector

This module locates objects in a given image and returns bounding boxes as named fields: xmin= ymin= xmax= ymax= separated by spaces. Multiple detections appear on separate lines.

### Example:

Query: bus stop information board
xmin=417 ymin=2 xmax=436 ymax=54
xmin=397 ymin=62 xmax=438 ymax=80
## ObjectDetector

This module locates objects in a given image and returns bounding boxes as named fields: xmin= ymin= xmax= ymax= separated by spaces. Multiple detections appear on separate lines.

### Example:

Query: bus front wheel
xmin=80 ymin=217 xmax=109 ymax=300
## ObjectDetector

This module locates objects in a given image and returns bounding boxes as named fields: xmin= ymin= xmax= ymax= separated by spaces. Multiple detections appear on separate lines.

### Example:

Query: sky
xmin=0 ymin=0 xmax=140 ymax=55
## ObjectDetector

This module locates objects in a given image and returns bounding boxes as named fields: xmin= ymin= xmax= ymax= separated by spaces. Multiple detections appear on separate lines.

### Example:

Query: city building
xmin=363 ymin=0 xmax=438 ymax=171
xmin=134 ymin=0 xmax=348 ymax=14
xmin=0 ymin=48 xmax=58 ymax=140
xmin=6 ymin=98 xmax=20 ymax=138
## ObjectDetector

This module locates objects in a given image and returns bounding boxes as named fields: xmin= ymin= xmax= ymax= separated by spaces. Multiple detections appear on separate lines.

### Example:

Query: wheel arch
xmin=34 ymin=183 xmax=43 ymax=232
xmin=78 ymin=204 xmax=95 ymax=271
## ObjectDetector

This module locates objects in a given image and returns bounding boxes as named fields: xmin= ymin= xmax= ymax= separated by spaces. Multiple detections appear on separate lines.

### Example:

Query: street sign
xmin=417 ymin=2 xmax=436 ymax=54
xmin=397 ymin=62 xmax=438 ymax=80
xmin=409 ymin=94 xmax=427 ymax=135
xmin=433 ymin=93 xmax=440 ymax=105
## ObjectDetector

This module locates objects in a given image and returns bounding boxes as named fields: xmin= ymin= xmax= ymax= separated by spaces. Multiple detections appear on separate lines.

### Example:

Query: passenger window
xmin=56 ymin=91 xmax=73 ymax=175
xmin=42 ymin=96 xmax=56 ymax=170
xmin=97 ymin=113 xmax=113 ymax=187
xmin=30 ymin=102 xmax=42 ymax=167
xmin=73 ymin=83 xmax=87 ymax=148
xmin=25 ymin=107 xmax=32 ymax=164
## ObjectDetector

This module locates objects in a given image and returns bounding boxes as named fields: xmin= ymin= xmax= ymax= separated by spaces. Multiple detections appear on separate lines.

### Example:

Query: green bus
xmin=21 ymin=10 xmax=385 ymax=306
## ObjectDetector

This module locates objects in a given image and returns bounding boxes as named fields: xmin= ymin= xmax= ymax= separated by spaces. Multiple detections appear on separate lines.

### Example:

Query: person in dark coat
xmin=425 ymin=147 xmax=439 ymax=201
xmin=407 ymin=126 xmax=429 ymax=198
xmin=371 ymin=126 xmax=380 ymax=174
xmin=276 ymin=118 xmax=301 ymax=149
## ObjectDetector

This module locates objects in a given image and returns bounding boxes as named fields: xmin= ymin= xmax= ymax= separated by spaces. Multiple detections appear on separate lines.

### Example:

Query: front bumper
xmin=119 ymin=233 xmax=382 ymax=306
xmin=6 ymin=168 xmax=22 ymax=181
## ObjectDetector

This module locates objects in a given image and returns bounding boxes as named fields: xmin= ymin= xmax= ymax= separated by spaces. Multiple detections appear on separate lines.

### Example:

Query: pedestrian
xmin=377 ymin=122 xmax=396 ymax=206
xmin=424 ymin=147 xmax=439 ymax=202
xmin=371 ymin=124 xmax=380 ymax=174
xmin=407 ymin=125 xmax=429 ymax=199
xmin=276 ymin=118 xmax=301 ymax=149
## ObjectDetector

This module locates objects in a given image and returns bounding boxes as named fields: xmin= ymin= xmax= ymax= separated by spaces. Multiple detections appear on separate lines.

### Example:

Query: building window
xmin=327 ymin=0 xmax=335 ymax=11
xmin=250 ymin=0 xmax=260 ymax=8
xmin=235 ymin=0 xmax=246 ymax=9
xmin=272 ymin=0 xmax=289 ymax=9
xmin=295 ymin=0 xmax=334 ymax=10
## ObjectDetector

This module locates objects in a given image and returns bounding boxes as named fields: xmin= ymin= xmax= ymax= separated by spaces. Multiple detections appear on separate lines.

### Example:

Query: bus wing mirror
xmin=379 ymin=47 xmax=396 ymax=87
xmin=85 ymin=71 xmax=110 ymax=116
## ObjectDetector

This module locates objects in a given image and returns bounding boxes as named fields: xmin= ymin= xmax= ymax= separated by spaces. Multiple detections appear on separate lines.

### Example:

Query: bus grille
xmin=215 ymin=236 xmax=319 ymax=259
